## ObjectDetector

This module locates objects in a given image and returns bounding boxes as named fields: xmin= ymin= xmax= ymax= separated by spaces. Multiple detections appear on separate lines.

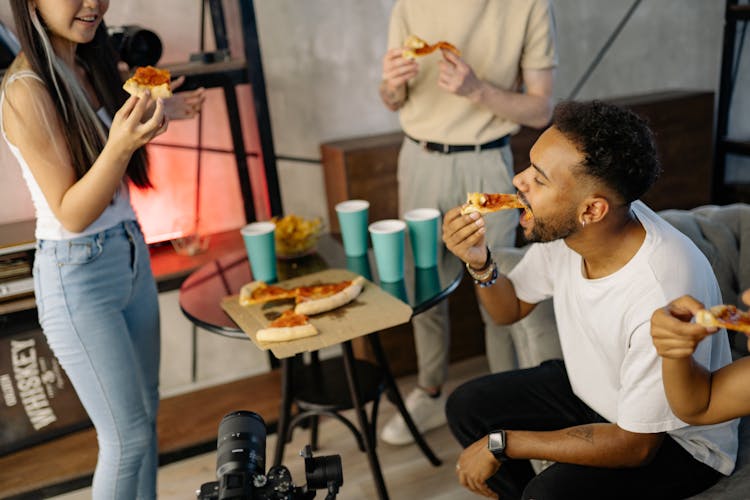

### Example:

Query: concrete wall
xmin=0 ymin=0 xmax=745 ymax=227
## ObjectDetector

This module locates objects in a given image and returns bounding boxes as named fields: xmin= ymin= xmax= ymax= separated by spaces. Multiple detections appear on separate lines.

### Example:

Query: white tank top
xmin=0 ymin=70 xmax=137 ymax=240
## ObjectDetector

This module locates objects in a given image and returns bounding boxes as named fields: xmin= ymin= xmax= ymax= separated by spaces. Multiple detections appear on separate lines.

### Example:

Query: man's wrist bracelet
xmin=467 ymin=246 xmax=492 ymax=273
xmin=466 ymin=246 xmax=497 ymax=285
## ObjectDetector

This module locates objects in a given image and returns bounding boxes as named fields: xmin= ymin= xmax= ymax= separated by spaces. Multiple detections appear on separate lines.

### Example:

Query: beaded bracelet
xmin=476 ymin=263 xmax=498 ymax=288
xmin=465 ymin=246 xmax=496 ymax=285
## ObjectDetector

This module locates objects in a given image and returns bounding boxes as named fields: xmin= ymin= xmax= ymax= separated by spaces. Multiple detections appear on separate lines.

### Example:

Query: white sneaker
xmin=380 ymin=388 xmax=447 ymax=445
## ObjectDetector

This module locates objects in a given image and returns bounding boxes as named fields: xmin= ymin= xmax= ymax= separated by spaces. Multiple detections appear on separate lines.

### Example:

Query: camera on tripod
xmin=197 ymin=411 xmax=343 ymax=500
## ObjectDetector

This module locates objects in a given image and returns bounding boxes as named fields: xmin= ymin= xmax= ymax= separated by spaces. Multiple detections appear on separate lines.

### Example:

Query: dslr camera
xmin=197 ymin=411 xmax=343 ymax=500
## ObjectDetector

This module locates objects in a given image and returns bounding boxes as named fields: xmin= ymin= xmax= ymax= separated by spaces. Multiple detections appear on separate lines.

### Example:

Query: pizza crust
xmin=294 ymin=276 xmax=365 ymax=315
xmin=123 ymin=79 xmax=172 ymax=99
xmin=694 ymin=309 xmax=721 ymax=329
xmin=256 ymin=323 xmax=319 ymax=343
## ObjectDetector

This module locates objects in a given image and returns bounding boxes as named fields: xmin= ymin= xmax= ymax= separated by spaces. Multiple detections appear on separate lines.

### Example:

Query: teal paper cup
xmin=240 ymin=221 xmax=277 ymax=283
xmin=404 ymin=208 xmax=441 ymax=269
xmin=368 ymin=219 xmax=406 ymax=282
xmin=336 ymin=200 xmax=370 ymax=256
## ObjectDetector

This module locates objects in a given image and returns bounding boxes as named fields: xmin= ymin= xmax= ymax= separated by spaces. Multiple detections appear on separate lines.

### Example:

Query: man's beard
xmin=521 ymin=207 xmax=579 ymax=244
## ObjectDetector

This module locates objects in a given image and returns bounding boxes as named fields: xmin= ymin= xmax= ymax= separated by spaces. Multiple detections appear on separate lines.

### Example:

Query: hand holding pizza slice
xmin=695 ymin=304 xmax=750 ymax=335
xmin=123 ymin=65 xmax=173 ymax=99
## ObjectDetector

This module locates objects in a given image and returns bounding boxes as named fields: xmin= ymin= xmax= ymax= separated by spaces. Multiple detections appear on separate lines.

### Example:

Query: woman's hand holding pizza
xmin=650 ymin=295 xmax=717 ymax=360
xmin=109 ymin=91 xmax=168 ymax=154
xmin=442 ymin=206 xmax=488 ymax=270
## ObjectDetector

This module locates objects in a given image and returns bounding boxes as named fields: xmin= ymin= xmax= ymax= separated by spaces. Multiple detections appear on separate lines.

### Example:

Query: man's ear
xmin=579 ymin=196 xmax=609 ymax=226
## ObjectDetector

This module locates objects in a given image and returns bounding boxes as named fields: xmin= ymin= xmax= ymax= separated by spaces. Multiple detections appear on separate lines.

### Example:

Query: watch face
xmin=488 ymin=431 xmax=505 ymax=452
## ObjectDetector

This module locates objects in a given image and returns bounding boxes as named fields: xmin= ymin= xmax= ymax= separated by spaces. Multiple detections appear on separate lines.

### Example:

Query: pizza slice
xmin=255 ymin=309 xmax=319 ymax=343
xmin=239 ymin=281 xmax=297 ymax=306
xmin=239 ymin=276 xmax=366 ymax=315
xmin=294 ymin=276 xmax=366 ymax=315
xmin=461 ymin=192 xmax=527 ymax=215
xmin=402 ymin=34 xmax=461 ymax=60
xmin=123 ymin=65 xmax=173 ymax=98
xmin=695 ymin=304 xmax=750 ymax=334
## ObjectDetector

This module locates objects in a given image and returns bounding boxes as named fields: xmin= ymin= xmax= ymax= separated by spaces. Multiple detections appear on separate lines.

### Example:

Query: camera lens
xmin=305 ymin=454 xmax=343 ymax=491
xmin=107 ymin=25 xmax=162 ymax=68
xmin=215 ymin=410 xmax=266 ymax=479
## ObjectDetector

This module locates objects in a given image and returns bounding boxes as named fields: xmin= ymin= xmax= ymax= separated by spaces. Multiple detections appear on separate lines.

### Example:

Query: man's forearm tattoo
xmin=379 ymin=80 xmax=406 ymax=109
xmin=567 ymin=426 xmax=594 ymax=443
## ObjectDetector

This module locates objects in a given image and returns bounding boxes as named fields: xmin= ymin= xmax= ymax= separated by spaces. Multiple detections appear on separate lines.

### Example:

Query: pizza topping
xmin=269 ymin=309 xmax=310 ymax=328
xmin=240 ymin=282 xmax=297 ymax=306
xmin=131 ymin=66 xmax=171 ymax=86
xmin=402 ymin=34 xmax=461 ymax=60
xmin=123 ymin=65 xmax=173 ymax=98
xmin=461 ymin=192 xmax=527 ymax=214
xmin=296 ymin=281 xmax=352 ymax=302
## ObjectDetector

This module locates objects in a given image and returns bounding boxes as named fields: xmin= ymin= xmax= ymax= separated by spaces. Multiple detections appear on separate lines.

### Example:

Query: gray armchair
xmin=489 ymin=203 xmax=750 ymax=498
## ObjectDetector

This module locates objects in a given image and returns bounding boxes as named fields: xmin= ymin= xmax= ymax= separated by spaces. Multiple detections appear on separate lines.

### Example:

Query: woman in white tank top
xmin=1 ymin=2 xmax=203 ymax=498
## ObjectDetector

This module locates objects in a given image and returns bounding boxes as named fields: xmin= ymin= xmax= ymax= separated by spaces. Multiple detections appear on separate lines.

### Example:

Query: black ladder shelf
xmin=713 ymin=0 xmax=750 ymax=203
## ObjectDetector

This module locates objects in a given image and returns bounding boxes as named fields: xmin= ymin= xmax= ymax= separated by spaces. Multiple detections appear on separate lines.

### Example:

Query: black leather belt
xmin=407 ymin=134 xmax=510 ymax=154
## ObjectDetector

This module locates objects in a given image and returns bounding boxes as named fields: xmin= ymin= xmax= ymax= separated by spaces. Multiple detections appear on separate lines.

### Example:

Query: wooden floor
xmin=1 ymin=356 xmax=490 ymax=500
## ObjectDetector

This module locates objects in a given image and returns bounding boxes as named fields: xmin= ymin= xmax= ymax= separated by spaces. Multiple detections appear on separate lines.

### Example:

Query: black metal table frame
xmin=180 ymin=243 xmax=462 ymax=500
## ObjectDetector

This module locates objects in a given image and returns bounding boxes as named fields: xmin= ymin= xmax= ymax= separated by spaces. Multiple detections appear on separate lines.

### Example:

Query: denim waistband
xmin=37 ymin=219 xmax=141 ymax=250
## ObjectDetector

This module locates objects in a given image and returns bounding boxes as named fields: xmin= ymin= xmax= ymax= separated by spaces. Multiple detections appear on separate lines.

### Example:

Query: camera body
xmin=197 ymin=411 xmax=343 ymax=500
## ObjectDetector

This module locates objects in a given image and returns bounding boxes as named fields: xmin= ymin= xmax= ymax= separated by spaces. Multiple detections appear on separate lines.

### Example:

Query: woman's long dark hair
xmin=9 ymin=0 xmax=151 ymax=188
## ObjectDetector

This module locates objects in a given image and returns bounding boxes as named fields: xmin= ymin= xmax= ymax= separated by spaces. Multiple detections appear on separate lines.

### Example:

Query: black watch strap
xmin=488 ymin=430 xmax=508 ymax=462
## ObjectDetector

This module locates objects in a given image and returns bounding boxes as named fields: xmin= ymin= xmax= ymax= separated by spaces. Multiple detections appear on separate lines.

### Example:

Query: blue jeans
xmin=34 ymin=220 xmax=160 ymax=500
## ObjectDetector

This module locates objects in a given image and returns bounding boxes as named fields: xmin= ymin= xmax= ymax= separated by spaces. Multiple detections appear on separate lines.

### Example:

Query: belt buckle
xmin=475 ymin=144 xmax=482 ymax=153
xmin=442 ymin=143 xmax=449 ymax=154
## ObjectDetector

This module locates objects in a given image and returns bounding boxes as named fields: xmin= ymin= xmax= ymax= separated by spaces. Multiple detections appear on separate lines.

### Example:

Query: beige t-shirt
xmin=387 ymin=0 xmax=557 ymax=144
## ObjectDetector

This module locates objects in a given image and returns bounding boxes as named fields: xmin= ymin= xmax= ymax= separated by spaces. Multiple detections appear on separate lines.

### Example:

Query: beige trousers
xmin=397 ymin=137 xmax=518 ymax=388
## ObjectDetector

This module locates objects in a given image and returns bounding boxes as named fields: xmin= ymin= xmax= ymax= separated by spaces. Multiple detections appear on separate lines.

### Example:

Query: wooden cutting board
xmin=221 ymin=268 xmax=413 ymax=359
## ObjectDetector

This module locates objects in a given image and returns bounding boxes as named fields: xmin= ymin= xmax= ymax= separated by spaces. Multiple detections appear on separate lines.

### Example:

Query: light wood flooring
xmin=49 ymin=356 xmax=489 ymax=500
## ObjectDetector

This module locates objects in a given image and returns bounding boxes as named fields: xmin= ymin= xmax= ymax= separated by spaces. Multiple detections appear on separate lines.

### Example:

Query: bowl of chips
xmin=273 ymin=214 xmax=323 ymax=259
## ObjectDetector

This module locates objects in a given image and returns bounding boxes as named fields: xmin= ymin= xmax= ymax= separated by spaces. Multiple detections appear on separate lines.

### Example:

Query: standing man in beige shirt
xmin=378 ymin=0 xmax=558 ymax=445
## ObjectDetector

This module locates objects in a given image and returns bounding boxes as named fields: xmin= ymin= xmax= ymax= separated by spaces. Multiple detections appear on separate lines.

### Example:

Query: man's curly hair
xmin=552 ymin=100 xmax=661 ymax=204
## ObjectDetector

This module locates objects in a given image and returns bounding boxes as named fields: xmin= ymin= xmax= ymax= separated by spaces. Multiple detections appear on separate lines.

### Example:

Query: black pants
xmin=445 ymin=359 xmax=723 ymax=500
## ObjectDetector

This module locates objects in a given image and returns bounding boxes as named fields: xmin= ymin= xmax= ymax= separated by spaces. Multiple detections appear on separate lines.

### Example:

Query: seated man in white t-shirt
xmin=442 ymin=100 xmax=738 ymax=499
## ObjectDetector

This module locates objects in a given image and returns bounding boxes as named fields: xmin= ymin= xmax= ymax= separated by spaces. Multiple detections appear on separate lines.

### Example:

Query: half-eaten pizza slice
xmin=402 ymin=34 xmax=461 ymax=60
xmin=695 ymin=304 xmax=750 ymax=334
xmin=256 ymin=309 xmax=319 ymax=343
xmin=461 ymin=192 xmax=527 ymax=215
